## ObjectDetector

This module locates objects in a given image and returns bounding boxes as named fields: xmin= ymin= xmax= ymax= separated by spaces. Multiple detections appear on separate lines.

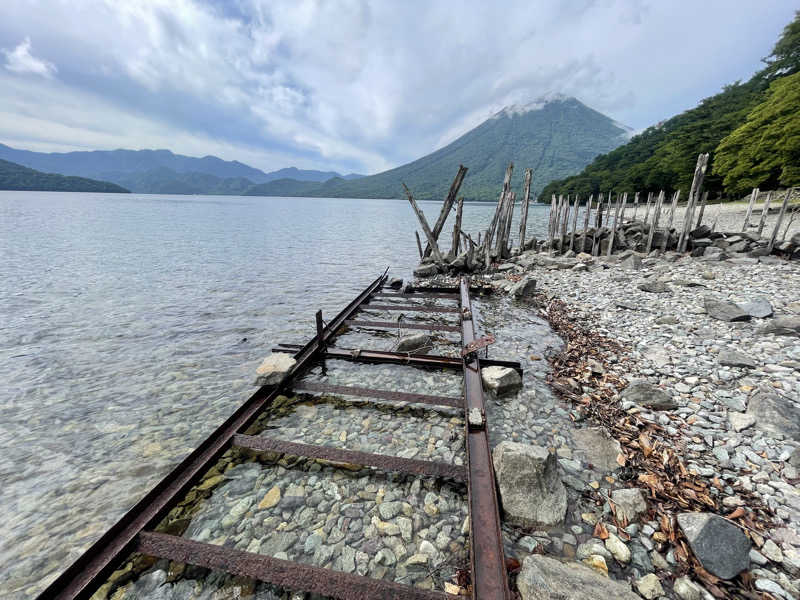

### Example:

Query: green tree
xmin=762 ymin=10 xmax=800 ymax=80
xmin=713 ymin=71 xmax=800 ymax=195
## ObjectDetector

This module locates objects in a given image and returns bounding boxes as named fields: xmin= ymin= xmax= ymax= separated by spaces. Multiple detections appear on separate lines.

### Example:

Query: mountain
xmin=0 ymin=159 xmax=129 ymax=193
xmin=540 ymin=11 xmax=800 ymax=201
xmin=0 ymin=144 xmax=361 ymax=194
xmin=246 ymin=95 xmax=632 ymax=201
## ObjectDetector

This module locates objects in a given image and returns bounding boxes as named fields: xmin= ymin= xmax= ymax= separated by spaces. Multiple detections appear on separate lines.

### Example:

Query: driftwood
xmin=756 ymin=191 xmax=773 ymax=236
xmin=403 ymin=183 xmax=445 ymax=264
xmin=414 ymin=230 xmax=423 ymax=259
xmin=517 ymin=168 xmax=533 ymax=252
xmin=742 ymin=188 xmax=758 ymax=232
xmin=678 ymin=153 xmax=709 ymax=252
xmin=422 ymin=165 xmax=467 ymax=258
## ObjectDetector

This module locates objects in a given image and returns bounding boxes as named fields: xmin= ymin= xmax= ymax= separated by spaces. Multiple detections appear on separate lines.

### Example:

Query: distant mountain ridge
xmin=245 ymin=95 xmax=632 ymax=201
xmin=0 ymin=144 xmax=363 ymax=194
xmin=0 ymin=158 xmax=129 ymax=193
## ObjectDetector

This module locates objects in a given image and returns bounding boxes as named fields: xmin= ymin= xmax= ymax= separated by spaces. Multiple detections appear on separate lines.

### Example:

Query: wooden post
xmin=422 ymin=165 xmax=468 ymax=258
xmin=757 ymin=191 xmax=773 ymax=237
xmin=711 ymin=202 xmax=721 ymax=233
xmin=547 ymin=195 xmax=557 ymax=255
xmin=592 ymin=193 xmax=605 ymax=256
xmin=450 ymin=196 xmax=464 ymax=258
xmin=768 ymin=188 xmax=794 ymax=252
xmin=646 ymin=190 xmax=665 ymax=254
xmin=580 ymin=194 xmax=593 ymax=253
xmin=415 ymin=230 xmax=423 ymax=259
xmin=632 ymin=192 xmax=640 ymax=222
xmin=661 ymin=190 xmax=680 ymax=253
xmin=695 ymin=191 xmax=709 ymax=229
xmin=678 ymin=153 xmax=709 ymax=252
xmin=403 ymin=183 xmax=445 ymax=264
xmin=742 ymin=188 xmax=758 ymax=232
xmin=569 ymin=195 xmax=580 ymax=252
xmin=494 ymin=189 xmax=511 ymax=258
xmin=502 ymin=191 xmax=516 ymax=257
xmin=485 ymin=164 xmax=513 ymax=254
xmin=517 ymin=168 xmax=533 ymax=253
xmin=607 ymin=193 xmax=625 ymax=256
xmin=644 ymin=192 xmax=653 ymax=223
xmin=560 ymin=194 xmax=570 ymax=253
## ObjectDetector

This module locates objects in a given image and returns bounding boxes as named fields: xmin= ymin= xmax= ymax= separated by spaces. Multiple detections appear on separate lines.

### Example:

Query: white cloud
xmin=0 ymin=1 xmax=796 ymax=174
xmin=2 ymin=37 xmax=57 ymax=78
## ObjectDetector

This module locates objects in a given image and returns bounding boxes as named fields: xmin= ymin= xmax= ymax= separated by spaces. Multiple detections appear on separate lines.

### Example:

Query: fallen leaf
xmin=616 ymin=452 xmax=627 ymax=467
xmin=593 ymin=521 xmax=609 ymax=540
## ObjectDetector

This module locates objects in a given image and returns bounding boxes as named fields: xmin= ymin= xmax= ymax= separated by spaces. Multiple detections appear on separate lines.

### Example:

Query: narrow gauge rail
xmin=37 ymin=270 xmax=518 ymax=600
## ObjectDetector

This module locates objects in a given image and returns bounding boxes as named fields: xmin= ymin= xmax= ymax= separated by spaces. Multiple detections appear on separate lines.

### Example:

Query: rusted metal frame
xmin=233 ymin=434 xmax=467 ymax=482
xmin=361 ymin=303 xmax=461 ymax=314
xmin=374 ymin=292 xmax=459 ymax=300
xmin=36 ymin=270 xmax=389 ymax=600
xmin=292 ymin=382 xmax=462 ymax=408
xmin=459 ymin=278 xmax=511 ymax=600
xmin=136 ymin=532 xmax=452 ymax=600
xmin=345 ymin=319 xmax=460 ymax=333
xmin=273 ymin=344 xmax=524 ymax=375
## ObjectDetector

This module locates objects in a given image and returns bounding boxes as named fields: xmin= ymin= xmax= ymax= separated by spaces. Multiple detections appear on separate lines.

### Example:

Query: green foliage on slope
xmin=0 ymin=159 xmax=129 ymax=193
xmin=540 ymin=11 xmax=800 ymax=202
xmin=246 ymin=97 xmax=630 ymax=201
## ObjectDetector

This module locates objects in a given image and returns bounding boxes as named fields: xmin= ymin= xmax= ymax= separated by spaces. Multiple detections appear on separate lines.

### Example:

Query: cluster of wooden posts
xmin=405 ymin=163 xmax=535 ymax=274
xmin=406 ymin=153 xmax=798 ymax=276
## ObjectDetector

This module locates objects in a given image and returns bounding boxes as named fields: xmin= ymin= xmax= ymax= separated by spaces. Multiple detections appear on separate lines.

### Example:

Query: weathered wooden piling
xmin=580 ymin=194 xmax=593 ymax=253
xmin=404 ymin=183 xmax=445 ymax=264
xmin=677 ymin=153 xmax=709 ymax=252
xmin=757 ymin=191 xmax=774 ymax=236
xmin=422 ymin=165 xmax=467 ymax=259
xmin=517 ymin=168 xmax=533 ymax=253
xmin=768 ymin=188 xmax=794 ymax=252
xmin=742 ymin=188 xmax=759 ymax=232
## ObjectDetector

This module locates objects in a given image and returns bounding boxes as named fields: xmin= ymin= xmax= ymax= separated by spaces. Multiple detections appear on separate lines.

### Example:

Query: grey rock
xmin=493 ymin=442 xmax=567 ymax=527
xmin=413 ymin=263 xmax=438 ymax=278
xmin=516 ymin=555 xmax=640 ymax=600
xmin=673 ymin=576 xmax=704 ymax=600
xmin=718 ymin=351 xmax=757 ymax=368
xmin=481 ymin=365 xmax=522 ymax=397
xmin=510 ymin=275 xmax=537 ymax=299
xmin=676 ymin=512 xmax=750 ymax=579
xmin=739 ymin=297 xmax=774 ymax=318
xmin=655 ymin=315 xmax=679 ymax=325
xmin=388 ymin=277 xmax=403 ymax=289
xmin=635 ymin=573 xmax=663 ymax=599
xmin=572 ymin=427 xmax=622 ymax=472
xmin=728 ymin=413 xmax=755 ymax=432
xmin=621 ymin=382 xmax=677 ymax=410
xmin=396 ymin=333 xmax=432 ymax=353
xmin=611 ymin=488 xmax=648 ymax=522
xmin=704 ymin=297 xmax=751 ymax=322
xmin=747 ymin=392 xmax=800 ymax=441
xmin=638 ymin=281 xmax=670 ymax=294
xmin=758 ymin=316 xmax=800 ymax=337
xmin=621 ymin=254 xmax=642 ymax=271
xmin=254 ymin=353 xmax=296 ymax=386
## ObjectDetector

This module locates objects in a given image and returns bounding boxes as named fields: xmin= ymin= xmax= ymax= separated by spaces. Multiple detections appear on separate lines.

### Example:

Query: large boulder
xmin=492 ymin=442 xmax=567 ymax=527
xmin=758 ymin=316 xmax=800 ymax=337
xmin=677 ymin=512 xmax=750 ymax=579
xmin=718 ymin=350 xmax=757 ymax=368
xmin=747 ymin=391 xmax=800 ymax=441
xmin=621 ymin=382 xmax=677 ymax=410
xmin=254 ymin=353 xmax=296 ymax=386
xmin=396 ymin=333 xmax=432 ymax=353
xmin=510 ymin=275 xmax=537 ymax=299
xmin=704 ymin=297 xmax=751 ymax=322
xmin=481 ymin=366 xmax=522 ymax=397
xmin=516 ymin=555 xmax=640 ymax=600
xmin=572 ymin=427 xmax=622 ymax=472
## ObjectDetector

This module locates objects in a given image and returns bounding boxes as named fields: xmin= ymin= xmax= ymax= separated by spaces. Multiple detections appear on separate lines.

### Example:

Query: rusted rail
xmin=345 ymin=319 xmax=461 ymax=332
xmin=38 ymin=271 xmax=515 ymax=600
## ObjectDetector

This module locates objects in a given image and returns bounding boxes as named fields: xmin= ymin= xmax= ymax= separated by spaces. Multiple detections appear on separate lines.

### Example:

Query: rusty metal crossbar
xmin=233 ymin=434 xmax=467 ymax=482
xmin=373 ymin=292 xmax=459 ymax=299
xmin=136 ymin=532 xmax=452 ymax=600
xmin=344 ymin=319 xmax=460 ymax=332
xmin=292 ymin=382 xmax=462 ymax=408
xmin=361 ymin=303 xmax=461 ymax=313
xmin=274 ymin=344 xmax=523 ymax=375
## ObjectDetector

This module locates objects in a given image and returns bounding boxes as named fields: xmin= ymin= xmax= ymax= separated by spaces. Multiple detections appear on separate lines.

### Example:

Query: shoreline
xmin=466 ymin=247 xmax=800 ymax=598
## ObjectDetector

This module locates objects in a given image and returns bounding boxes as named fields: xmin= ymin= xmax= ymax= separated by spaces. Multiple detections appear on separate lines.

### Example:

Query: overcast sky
xmin=0 ymin=1 xmax=796 ymax=175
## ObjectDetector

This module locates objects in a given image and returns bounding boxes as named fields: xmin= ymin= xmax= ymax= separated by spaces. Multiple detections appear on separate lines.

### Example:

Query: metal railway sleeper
xmin=36 ymin=270 xmax=513 ymax=600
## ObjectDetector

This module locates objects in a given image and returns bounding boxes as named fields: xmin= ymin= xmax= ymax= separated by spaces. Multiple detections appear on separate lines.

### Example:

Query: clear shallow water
xmin=0 ymin=191 xmax=553 ymax=598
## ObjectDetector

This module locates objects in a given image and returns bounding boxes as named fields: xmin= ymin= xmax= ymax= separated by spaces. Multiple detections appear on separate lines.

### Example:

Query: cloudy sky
xmin=0 ymin=1 xmax=795 ymax=175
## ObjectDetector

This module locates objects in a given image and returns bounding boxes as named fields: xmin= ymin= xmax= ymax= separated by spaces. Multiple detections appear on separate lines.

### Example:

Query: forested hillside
xmin=540 ymin=12 xmax=800 ymax=201
xmin=0 ymin=159 xmax=129 ymax=193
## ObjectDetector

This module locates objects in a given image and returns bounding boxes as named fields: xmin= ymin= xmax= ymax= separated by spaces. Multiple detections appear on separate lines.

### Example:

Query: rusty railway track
xmin=37 ymin=271 xmax=516 ymax=600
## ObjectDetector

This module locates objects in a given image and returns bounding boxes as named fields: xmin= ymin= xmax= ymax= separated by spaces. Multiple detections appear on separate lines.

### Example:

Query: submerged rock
xmin=492 ymin=442 xmax=567 ymax=527
xmin=676 ymin=512 xmax=750 ymax=579
xmin=481 ymin=365 xmax=522 ymax=397
xmin=516 ymin=555 xmax=640 ymax=600
xmin=396 ymin=333 xmax=432 ymax=353
xmin=254 ymin=353 xmax=296 ymax=386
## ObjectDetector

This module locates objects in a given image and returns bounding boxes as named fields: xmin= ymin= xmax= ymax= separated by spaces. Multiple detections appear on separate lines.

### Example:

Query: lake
xmin=0 ymin=191 xmax=553 ymax=597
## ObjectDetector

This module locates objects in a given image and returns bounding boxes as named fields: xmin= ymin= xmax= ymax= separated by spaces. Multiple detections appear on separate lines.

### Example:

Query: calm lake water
xmin=0 ymin=192 xmax=552 ymax=598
